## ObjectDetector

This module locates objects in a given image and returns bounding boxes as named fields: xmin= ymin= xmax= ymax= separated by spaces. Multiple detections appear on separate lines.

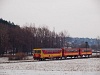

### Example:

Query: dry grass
xmin=8 ymin=52 xmax=27 ymax=60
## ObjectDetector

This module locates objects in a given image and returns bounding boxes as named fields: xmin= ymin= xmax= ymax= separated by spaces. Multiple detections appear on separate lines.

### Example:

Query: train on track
xmin=33 ymin=47 xmax=92 ymax=61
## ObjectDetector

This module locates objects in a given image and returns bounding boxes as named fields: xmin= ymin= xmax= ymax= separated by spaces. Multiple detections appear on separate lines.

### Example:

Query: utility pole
xmin=85 ymin=42 xmax=88 ymax=49
xmin=96 ymin=36 xmax=100 ymax=57
xmin=85 ymin=42 xmax=88 ymax=57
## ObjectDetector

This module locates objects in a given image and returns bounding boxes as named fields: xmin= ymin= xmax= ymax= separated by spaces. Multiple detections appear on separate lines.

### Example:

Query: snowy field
xmin=0 ymin=58 xmax=100 ymax=75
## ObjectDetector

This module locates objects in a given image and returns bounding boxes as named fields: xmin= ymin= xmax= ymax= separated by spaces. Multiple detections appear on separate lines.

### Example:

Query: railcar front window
xmin=35 ymin=50 xmax=41 ymax=53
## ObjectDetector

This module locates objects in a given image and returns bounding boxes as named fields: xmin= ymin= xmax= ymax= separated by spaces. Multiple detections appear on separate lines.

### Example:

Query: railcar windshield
xmin=34 ymin=50 xmax=41 ymax=53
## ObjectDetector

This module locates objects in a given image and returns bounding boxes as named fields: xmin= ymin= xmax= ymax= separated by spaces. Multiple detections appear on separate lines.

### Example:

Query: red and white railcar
xmin=79 ymin=48 xmax=92 ymax=57
xmin=62 ymin=48 xmax=79 ymax=58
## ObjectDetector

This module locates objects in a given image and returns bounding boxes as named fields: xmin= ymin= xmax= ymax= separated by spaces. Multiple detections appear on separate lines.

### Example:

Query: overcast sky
xmin=0 ymin=0 xmax=100 ymax=38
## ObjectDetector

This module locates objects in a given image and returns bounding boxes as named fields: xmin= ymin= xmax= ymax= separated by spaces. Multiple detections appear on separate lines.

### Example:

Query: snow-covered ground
xmin=0 ymin=58 xmax=100 ymax=75
xmin=0 ymin=57 xmax=8 ymax=63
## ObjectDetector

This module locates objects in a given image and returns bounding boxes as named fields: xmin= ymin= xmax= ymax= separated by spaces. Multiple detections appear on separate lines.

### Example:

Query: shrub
xmin=8 ymin=52 xmax=27 ymax=60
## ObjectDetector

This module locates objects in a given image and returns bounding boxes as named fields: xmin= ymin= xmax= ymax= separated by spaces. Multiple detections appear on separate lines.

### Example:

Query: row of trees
xmin=65 ymin=37 xmax=100 ymax=50
xmin=0 ymin=19 xmax=68 ymax=55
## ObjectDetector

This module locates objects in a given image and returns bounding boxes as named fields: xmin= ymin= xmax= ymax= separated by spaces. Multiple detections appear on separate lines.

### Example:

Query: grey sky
xmin=0 ymin=0 xmax=100 ymax=38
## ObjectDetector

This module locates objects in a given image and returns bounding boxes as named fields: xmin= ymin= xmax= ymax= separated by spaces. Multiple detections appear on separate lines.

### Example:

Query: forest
xmin=0 ymin=18 xmax=68 ymax=55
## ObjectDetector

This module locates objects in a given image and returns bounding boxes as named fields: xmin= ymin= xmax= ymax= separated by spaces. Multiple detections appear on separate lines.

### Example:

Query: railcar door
xmin=79 ymin=48 xmax=81 ymax=55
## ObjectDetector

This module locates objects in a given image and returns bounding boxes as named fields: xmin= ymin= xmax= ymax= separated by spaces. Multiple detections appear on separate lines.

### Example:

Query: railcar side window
xmin=67 ymin=49 xmax=78 ymax=52
xmin=82 ymin=49 xmax=91 ymax=52
xmin=74 ymin=50 xmax=78 ymax=52
xmin=47 ymin=50 xmax=52 ymax=53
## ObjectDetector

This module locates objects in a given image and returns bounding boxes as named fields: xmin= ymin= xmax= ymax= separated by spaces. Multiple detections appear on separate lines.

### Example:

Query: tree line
xmin=0 ymin=18 xmax=68 ymax=55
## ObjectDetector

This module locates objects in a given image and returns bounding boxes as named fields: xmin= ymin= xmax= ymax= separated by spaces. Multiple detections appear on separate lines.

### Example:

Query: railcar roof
xmin=63 ymin=48 xmax=78 ymax=49
xmin=79 ymin=48 xmax=92 ymax=49
xmin=34 ymin=48 xmax=61 ymax=50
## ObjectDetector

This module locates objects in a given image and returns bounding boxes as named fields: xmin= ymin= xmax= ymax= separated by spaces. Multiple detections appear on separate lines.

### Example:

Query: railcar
xmin=62 ymin=48 xmax=79 ymax=59
xmin=79 ymin=48 xmax=92 ymax=57
xmin=33 ymin=48 xmax=62 ymax=60
xmin=33 ymin=48 xmax=92 ymax=61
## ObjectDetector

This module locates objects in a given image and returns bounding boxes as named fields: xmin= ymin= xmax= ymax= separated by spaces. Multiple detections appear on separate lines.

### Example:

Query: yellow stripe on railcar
xmin=64 ymin=53 xmax=79 ymax=56
xmin=81 ymin=52 xmax=92 ymax=55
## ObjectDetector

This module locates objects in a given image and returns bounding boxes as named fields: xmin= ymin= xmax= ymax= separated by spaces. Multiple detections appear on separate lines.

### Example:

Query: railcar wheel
xmin=64 ymin=57 xmax=66 ymax=59
xmin=80 ymin=55 xmax=83 ymax=58
xmin=39 ymin=58 xmax=42 ymax=61
xmin=88 ymin=55 xmax=90 ymax=58
xmin=56 ymin=57 xmax=59 ymax=60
